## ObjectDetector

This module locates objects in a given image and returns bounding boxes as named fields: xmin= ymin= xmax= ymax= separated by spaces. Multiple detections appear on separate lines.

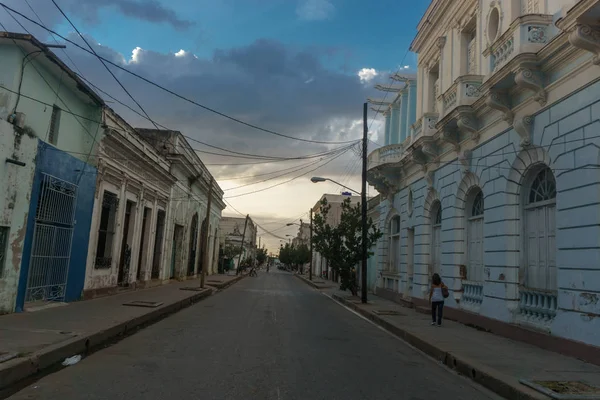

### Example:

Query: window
xmin=48 ymin=105 xmax=61 ymax=145
xmin=523 ymin=166 xmax=556 ymax=290
xmin=522 ymin=0 xmax=539 ymax=14
xmin=0 ymin=226 xmax=9 ymax=277
xmin=431 ymin=201 xmax=442 ymax=275
xmin=95 ymin=191 xmax=119 ymax=269
xmin=389 ymin=216 xmax=401 ymax=272
xmin=407 ymin=189 xmax=413 ymax=216
xmin=429 ymin=66 xmax=440 ymax=113
xmin=467 ymin=189 xmax=484 ymax=282
xmin=487 ymin=7 xmax=500 ymax=43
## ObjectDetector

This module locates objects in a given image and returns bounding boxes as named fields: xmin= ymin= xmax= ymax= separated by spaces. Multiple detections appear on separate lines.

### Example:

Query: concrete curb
xmin=293 ymin=274 xmax=333 ymax=290
xmin=0 ymin=288 xmax=213 ymax=392
xmin=331 ymin=293 xmax=547 ymax=400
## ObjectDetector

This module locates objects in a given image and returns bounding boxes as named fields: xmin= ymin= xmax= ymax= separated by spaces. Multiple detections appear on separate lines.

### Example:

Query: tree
xmin=293 ymin=243 xmax=311 ymax=267
xmin=223 ymin=243 xmax=243 ymax=260
xmin=312 ymin=197 xmax=382 ymax=295
xmin=278 ymin=243 xmax=294 ymax=267
xmin=256 ymin=248 xmax=267 ymax=265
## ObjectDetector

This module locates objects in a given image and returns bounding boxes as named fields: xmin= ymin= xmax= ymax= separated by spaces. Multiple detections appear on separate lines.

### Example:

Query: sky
xmin=0 ymin=0 xmax=430 ymax=252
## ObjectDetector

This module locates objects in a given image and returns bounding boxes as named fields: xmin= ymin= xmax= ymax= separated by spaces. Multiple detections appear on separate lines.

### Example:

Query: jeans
xmin=431 ymin=301 xmax=444 ymax=325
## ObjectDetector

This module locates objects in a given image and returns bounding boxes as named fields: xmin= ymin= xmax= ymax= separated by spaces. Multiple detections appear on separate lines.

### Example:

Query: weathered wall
xmin=15 ymin=142 xmax=97 ymax=311
xmin=379 ymin=79 xmax=600 ymax=346
xmin=0 ymin=121 xmax=37 ymax=314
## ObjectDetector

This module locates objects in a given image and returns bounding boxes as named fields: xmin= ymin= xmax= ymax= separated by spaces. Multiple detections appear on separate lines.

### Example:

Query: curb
xmin=293 ymin=274 xmax=320 ymax=289
xmin=205 ymin=274 xmax=245 ymax=290
xmin=293 ymin=274 xmax=333 ymax=290
xmin=331 ymin=293 xmax=547 ymax=400
xmin=0 ymin=288 xmax=213 ymax=392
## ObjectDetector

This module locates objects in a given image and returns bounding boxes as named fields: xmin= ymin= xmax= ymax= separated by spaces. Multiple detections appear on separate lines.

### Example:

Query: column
xmin=406 ymin=81 xmax=418 ymax=140
xmin=384 ymin=112 xmax=392 ymax=145
xmin=400 ymin=90 xmax=409 ymax=143
xmin=390 ymin=104 xmax=401 ymax=144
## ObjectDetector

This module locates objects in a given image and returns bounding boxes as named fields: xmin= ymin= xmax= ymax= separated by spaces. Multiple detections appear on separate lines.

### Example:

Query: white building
xmin=367 ymin=0 xmax=600 ymax=348
xmin=219 ymin=216 xmax=257 ymax=268
xmin=137 ymin=129 xmax=226 ymax=282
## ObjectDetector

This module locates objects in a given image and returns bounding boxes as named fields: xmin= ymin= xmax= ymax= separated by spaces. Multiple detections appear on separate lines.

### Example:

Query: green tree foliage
xmin=293 ymin=243 xmax=311 ymax=266
xmin=256 ymin=247 xmax=267 ymax=265
xmin=278 ymin=243 xmax=294 ymax=267
xmin=223 ymin=243 xmax=243 ymax=259
xmin=312 ymin=197 xmax=382 ymax=295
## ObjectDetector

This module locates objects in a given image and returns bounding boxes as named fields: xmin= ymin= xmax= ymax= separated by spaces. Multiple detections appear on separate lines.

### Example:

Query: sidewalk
xmin=0 ymin=274 xmax=244 ymax=391
xmin=294 ymin=274 xmax=600 ymax=400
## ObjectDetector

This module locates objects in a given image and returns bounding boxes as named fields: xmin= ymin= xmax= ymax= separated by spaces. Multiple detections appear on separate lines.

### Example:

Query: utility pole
xmin=200 ymin=177 xmax=213 ymax=288
xmin=309 ymin=208 xmax=313 ymax=281
xmin=236 ymin=215 xmax=249 ymax=275
xmin=361 ymin=102 xmax=368 ymax=304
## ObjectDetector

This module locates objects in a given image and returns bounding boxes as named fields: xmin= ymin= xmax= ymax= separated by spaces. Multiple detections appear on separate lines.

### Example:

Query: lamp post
xmin=310 ymin=102 xmax=369 ymax=303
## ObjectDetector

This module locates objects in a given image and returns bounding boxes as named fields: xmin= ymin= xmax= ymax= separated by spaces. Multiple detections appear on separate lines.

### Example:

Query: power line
xmin=0 ymin=2 xmax=360 ymax=145
xmin=0 ymin=84 xmax=356 ymax=163
xmin=224 ymin=147 xmax=351 ymax=199
xmin=74 ymin=73 xmax=356 ymax=161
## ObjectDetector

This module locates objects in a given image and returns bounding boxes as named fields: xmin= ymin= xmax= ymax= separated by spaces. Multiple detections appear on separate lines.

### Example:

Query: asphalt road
xmin=8 ymin=271 xmax=503 ymax=400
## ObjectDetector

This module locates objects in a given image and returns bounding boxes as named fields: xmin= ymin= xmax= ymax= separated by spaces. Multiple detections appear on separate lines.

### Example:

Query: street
xmin=7 ymin=271 xmax=503 ymax=400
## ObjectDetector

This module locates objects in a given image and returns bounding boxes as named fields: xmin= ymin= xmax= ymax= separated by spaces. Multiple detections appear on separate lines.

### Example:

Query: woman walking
xmin=429 ymin=273 xmax=448 ymax=326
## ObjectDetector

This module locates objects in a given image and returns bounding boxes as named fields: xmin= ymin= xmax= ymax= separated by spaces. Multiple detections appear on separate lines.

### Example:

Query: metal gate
xmin=25 ymin=173 xmax=78 ymax=303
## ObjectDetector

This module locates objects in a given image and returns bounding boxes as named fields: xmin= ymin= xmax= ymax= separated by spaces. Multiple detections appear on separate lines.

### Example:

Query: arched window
xmin=430 ymin=201 xmax=442 ymax=275
xmin=467 ymin=189 xmax=484 ymax=282
xmin=523 ymin=166 xmax=556 ymax=291
xmin=388 ymin=216 xmax=401 ymax=273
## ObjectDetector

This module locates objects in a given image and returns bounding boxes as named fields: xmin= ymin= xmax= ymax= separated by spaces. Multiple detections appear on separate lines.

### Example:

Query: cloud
xmin=0 ymin=0 xmax=193 ymax=31
xmin=296 ymin=0 xmax=335 ymax=21
xmin=358 ymin=67 xmax=378 ymax=83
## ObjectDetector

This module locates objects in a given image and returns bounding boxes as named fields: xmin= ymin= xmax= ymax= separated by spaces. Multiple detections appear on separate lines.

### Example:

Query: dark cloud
xmin=0 ymin=0 xmax=193 ymax=31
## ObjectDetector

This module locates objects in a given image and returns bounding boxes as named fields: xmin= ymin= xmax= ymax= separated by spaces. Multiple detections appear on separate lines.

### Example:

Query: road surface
xmin=7 ymin=271 xmax=503 ymax=400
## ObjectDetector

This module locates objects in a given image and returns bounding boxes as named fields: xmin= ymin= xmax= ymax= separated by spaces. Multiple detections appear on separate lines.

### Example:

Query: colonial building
xmin=0 ymin=32 xmax=103 ymax=313
xmin=219 ymin=216 xmax=257 ymax=269
xmin=82 ymin=109 xmax=176 ymax=298
xmin=137 ymin=129 xmax=226 ymax=281
xmin=367 ymin=0 xmax=600 ymax=348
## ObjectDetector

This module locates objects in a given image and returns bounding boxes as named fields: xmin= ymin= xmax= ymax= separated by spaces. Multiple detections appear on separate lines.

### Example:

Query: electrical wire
xmin=0 ymin=2 xmax=360 ymax=145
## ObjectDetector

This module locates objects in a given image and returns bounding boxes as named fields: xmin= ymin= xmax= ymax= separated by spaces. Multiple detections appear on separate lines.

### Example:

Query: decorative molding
xmin=456 ymin=110 xmax=479 ymax=142
xmin=527 ymin=25 xmax=548 ymax=44
xmin=441 ymin=127 xmax=460 ymax=152
xmin=437 ymin=36 xmax=447 ymax=49
xmin=513 ymin=115 xmax=533 ymax=147
xmin=485 ymin=89 xmax=513 ymax=123
xmin=514 ymin=67 xmax=547 ymax=106
xmin=421 ymin=143 xmax=437 ymax=160
xmin=458 ymin=149 xmax=472 ymax=171
xmin=568 ymin=24 xmax=600 ymax=66
xmin=484 ymin=1 xmax=504 ymax=48
xmin=425 ymin=169 xmax=434 ymax=189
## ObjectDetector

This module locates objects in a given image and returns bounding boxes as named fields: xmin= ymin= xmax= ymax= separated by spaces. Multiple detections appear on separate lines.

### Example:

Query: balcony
xmin=485 ymin=14 xmax=554 ymax=74
xmin=439 ymin=75 xmax=484 ymax=118
xmin=412 ymin=113 xmax=439 ymax=139
xmin=367 ymin=144 xmax=405 ymax=198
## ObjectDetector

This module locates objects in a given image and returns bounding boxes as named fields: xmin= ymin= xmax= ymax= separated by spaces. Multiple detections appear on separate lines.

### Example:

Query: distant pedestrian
xmin=429 ymin=273 xmax=448 ymax=326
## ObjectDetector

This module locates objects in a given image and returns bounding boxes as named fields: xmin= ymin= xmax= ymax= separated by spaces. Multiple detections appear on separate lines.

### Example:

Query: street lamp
xmin=310 ymin=101 xmax=368 ymax=304
xmin=310 ymin=176 xmax=361 ymax=195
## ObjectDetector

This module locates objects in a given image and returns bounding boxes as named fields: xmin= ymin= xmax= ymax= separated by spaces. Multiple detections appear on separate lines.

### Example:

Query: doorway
xmin=118 ymin=200 xmax=136 ymax=287
xmin=136 ymin=207 xmax=151 ymax=281
xmin=187 ymin=214 xmax=198 ymax=276
xmin=170 ymin=224 xmax=184 ymax=279
xmin=151 ymin=210 xmax=165 ymax=280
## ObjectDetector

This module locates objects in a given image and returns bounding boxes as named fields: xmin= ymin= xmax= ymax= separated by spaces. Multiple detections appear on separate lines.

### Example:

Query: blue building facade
xmin=15 ymin=141 xmax=97 ymax=311
xmin=367 ymin=0 xmax=600 ymax=348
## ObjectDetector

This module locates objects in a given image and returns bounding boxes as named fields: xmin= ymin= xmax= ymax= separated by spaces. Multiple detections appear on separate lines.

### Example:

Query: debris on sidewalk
xmin=61 ymin=355 xmax=82 ymax=366
xmin=122 ymin=300 xmax=164 ymax=308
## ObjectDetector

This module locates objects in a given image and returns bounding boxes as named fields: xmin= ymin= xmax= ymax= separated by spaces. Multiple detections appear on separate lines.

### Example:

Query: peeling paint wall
xmin=0 ymin=120 xmax=38 ymax=314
